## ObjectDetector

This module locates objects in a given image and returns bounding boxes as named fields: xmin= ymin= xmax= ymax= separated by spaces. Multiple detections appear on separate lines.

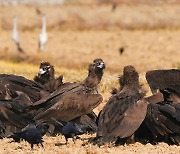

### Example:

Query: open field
xmin=0 ymin=3 xmax=179 ymax=154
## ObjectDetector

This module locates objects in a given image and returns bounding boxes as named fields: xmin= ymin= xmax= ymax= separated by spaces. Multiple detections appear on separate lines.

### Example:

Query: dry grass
xmin=2 ymin=4 xmax=180 ymax=31
xmin=0 ymin=3 xmax=179 ymax=154
xmin=1 ymin=135 xmax=180 ymax=154
xmin=0 ymin=29 xmax=179 ymax=73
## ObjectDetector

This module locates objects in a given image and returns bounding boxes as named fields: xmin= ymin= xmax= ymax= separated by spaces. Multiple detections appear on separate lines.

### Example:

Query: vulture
xmin=97 ymin=66 xmax=180 ymax=145
xmin=0 ymin=74 xmax=46 ymax=102
xmin=97 ymin=65 xmax=147 ymax=144
xmin=0 ymin=92 xmax=33 ymax=137
xmin=0 ymin=61 xmax=63 ymax=102
xmin=135 ymin=88 xmax=180 ymax=145
xmin=34 ymin=61 xmax=63 ymax=93
xmin=33 ymin=59 xmax=105 ymax=131
xmin=0 ymin=62 xmax=62 ymax=136
xmin=146 ymin=69 xmax=180 ymax=102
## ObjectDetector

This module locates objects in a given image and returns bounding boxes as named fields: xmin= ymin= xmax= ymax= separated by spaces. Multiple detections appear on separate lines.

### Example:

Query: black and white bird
xmin=39 ymin=15 xmax=48 ymax=52
xmin=12 ymin=15 xmax=24 ymax=53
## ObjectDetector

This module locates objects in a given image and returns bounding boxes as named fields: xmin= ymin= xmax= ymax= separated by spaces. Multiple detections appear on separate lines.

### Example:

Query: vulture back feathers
xmin=0 ymin=74 xmax=46 ymax=102
xmin=146 ymin=69 xmax=180 ymax=97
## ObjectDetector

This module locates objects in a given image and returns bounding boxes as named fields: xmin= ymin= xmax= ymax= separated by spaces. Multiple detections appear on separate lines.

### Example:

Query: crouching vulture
xmin=0 ymin=74 xmax=45 ymax=102
xmin=97 ymin=65 xmax=148 ymax=144
xmin=33 ymin=59 xmax=105 ymax=133
xmin=97 ymin=65 xmax=180 ymax=145
xmin=0 ymin=61 xmax=64 ymax=137
xmin=34 ymin=61 xmax=63 ymax=93
xmin=0 ymin=61 xmax=63 ymax=102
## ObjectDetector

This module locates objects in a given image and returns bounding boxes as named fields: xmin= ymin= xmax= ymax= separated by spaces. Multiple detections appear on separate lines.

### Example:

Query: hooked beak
xmin=97 ymin=62 xmax=105 ymax=69
xmin=38 ymin=68 xmax=46 ymax=75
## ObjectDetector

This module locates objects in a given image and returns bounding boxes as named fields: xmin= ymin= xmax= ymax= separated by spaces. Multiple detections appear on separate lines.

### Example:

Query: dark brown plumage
xmin=0 ymin=82 xmax=11 ymax=100
xmin=72 ymin=111 xmax=98 ymax=132
xmin=33 ymin=59 xmax=105 ymax=128
xmin=0 ymin=74 xmax=47 ymax=102
xmin=146 ymin=69 xmax=180 ymax=99
xmin=34 ymin=61 xmax=63 ymax=93
xmin=143 ymin=100 xmax=180 ymax=145
xmin=0 ymin=92 xmax=33 ymax=136
xmin=97 ymin=65 xmax=147 ymax=144
xmin=97 ymin=66 xmax=180 ymax=145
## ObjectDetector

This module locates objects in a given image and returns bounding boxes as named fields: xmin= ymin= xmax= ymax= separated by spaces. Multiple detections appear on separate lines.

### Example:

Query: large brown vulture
xmin=97 ymin=66 xmax=180 ymax=145
xmin=34 ymin=61 xmax=63 ymax=93
xmin=33 ymin=59 xmax=105 ymax=131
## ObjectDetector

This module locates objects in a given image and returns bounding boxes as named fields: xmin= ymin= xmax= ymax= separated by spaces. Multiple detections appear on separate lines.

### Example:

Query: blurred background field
xmin=0 ymin=0 xmax=179 ymax=153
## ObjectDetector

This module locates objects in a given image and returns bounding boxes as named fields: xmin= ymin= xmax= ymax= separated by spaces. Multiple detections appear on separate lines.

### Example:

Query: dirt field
xmin=0 ymin=3 xmax=179 ymax=154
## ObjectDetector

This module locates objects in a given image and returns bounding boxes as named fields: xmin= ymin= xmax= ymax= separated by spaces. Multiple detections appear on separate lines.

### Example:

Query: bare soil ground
xmin=0 ymin=4 xmax=179 ymax=154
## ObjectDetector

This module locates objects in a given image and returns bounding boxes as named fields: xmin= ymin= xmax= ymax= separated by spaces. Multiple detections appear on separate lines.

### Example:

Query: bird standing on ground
xmin=55 ymin=121 xmax=88 ymax=144
xmin=8 ymin=121 xmax=44 ymax=149
xmin=33 ymin=59 xmax=105 ymax=131
xmin=39 ymin=15 xmax=48 ymax=52
xmin=12 ymin=15 xmax=24 ymax=53
xmin=8 ymin=122 xmax=49 ymax=143
xmin=97 ymin=65 xmax=147 ymax=145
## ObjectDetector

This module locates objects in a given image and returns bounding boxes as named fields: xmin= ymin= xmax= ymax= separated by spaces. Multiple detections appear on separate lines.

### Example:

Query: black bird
xmin=34 ymin=61 xmax=63 ymax=93
xmin=8 ymin=122 xmax=44 ymax=149
xmin=8 ymin=122 xmax=49 ymax=143
xmin=33 ymin=59 xmax=105 ymax=132
xmin=119 ymin=46 xmax=127 ymax=55
xmin=36 ymin=123 xmax=50 ymax=136
xmin=97 ymin=65 xmax=147 ymax=145
xmin=58 ymin=122 xmax=88 ymax=144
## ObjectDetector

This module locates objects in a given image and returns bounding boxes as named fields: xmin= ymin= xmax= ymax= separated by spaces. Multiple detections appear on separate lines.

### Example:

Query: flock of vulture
xmin=0 ymin=59 xmax=179 ymax=149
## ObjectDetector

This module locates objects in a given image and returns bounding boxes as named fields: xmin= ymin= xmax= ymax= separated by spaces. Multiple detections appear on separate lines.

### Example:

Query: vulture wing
xmin=146 ymin=69 xmax=180 ymax=96
xmin=34 ymin=84 xmax=102 ymax=123
xmin=0 ymin=102 xmax=30 ymax=129
xmin=145 ymin=102 xmax=180 ymax=144
xmin=97 ymin=91 xmax=148 ymax=140
xmin=0 ymin=74 xmax=46 ymax=102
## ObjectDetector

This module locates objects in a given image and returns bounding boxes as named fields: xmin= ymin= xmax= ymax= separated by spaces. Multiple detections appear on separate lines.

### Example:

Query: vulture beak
xmin=39 ymin=68 xmax=46 ymax=75
xmin=97 ymin=62 xmax=105 ymax=69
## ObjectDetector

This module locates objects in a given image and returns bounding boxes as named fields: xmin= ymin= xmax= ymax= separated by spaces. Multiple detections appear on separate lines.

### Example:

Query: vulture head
xmin=93 ymin=59 xmax=105 ymax=82
xmin=122 ymin=65 xmax=139 ymax=87
xmin=38 ymin=61 xmax=55 ymax=79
